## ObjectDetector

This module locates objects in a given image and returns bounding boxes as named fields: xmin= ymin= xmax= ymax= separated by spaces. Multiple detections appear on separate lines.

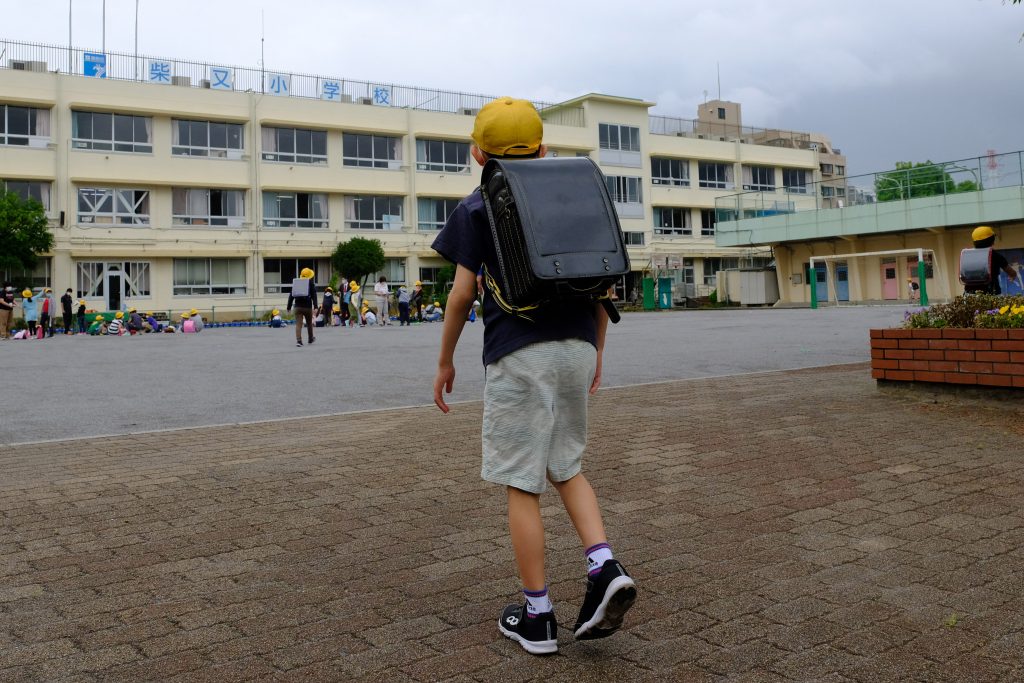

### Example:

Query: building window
xmin=717 ymin=107 xmax=726 ymax=120
xmin=72 ymin=111 xmax=152 ymax=153
xmin=835 ymin=165 xmax=845 ymax=176
xmin=3 ymin=259 xmax=51 ymax=289
xmin=1 ymin=179 xmax=50 ymax=210
xmin=606 ymin=175 xmax=643 ymax=204
xmin=419 ymin=267 xmax=444 ymax=285
xmin=416 ymin=139 xmax=470 ymax=173
xmin=263 ymin=258 xmax=331 ymax=294
xmin=261 ymin=126 xmax=327 ymax=164
xmin=836 ymin=187 xmax=846 ymax=197
xmin=342 ymin=133 xmax=402 ymax=169
xmin=622 ymin=231 xmax=645 ymax=246
xmin=782 ymin=169 xmax=809 ymax=194
xmin=820 ymin=163 xmax=834 ymax=175
xmin=77 ymin=188 xmax=150 ymax=225
xmin=703 ymin=258 xmax=721 ymax=286
xmin=173 ymin=188 xmax=245 ymax=226
xmin=821 ymin=185 xmax=835 ymax=197
xmin=0 ymin=105 xmax=50 ymax=146
xmin=173 ymin=258 xmax=246 ymax=296
xmin=650 ymin=158 xmax=690 ymax=186
xmin=76 ymin=261 xmax=150 ymax=297
xmin=598 ymin=124 xmax=640 ymax=152
xmin=698 ymin=162 xmax=733 ymax=189
xmin=172 ymin=119 xmax=243 ymax=158
xmin=369 ymin=258 xmax=407 ymax=285
xmin=700 ymin=209 xmax=717 ymax=237
xmin=742 ymin=166 xmax=775 ymax=191
xmin=417 ymin=197 xmax=460 ymax=231
xmin=653 ymin=207 xmax=691 ymax=236
xmin=262 ymin=192 xmax=327 ymax=228
xmin=345 ymin=195 xmax=404 ymax=230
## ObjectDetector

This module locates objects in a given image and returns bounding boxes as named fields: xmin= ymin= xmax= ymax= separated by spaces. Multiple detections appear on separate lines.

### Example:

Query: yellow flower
xmin=999 ymin=305 xmax=1010 ymax=315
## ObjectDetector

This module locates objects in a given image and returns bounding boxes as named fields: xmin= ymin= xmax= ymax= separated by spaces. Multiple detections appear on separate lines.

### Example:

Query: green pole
xmin=808 ymin=266 xmax=817 ymax=309
xmin=211 ymin=305 xmax=215 ymax=324
xmin=917 ymin=260 xmax=928 ymax=307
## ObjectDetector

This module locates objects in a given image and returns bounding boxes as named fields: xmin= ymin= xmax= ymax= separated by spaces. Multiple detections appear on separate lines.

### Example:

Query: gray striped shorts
xmin=481 ymin=339 xmax=597 ymax=494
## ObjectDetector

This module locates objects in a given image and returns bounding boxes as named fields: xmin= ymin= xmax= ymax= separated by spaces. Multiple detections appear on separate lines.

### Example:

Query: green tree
xmin=0 ymin=190 xmax=52 ymax=275
xmin=873 ymin=161 xmax=974 ymax=202
xmin=331 ymin=237 xmax=385 ymax=290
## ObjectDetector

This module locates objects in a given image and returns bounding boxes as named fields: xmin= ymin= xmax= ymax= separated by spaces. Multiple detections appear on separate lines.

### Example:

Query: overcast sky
xmin=4 ymin=0 xmax=1023 ymax=177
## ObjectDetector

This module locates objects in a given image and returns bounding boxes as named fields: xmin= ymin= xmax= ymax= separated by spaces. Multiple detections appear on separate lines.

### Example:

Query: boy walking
xmin=431 ymin=97 xmax=636 ymax=655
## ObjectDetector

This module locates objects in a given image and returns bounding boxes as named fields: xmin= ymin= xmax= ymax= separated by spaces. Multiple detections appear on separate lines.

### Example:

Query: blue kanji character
xmin=373 ymin=87 xmax=390 ymax=105
xmin=322 ymin=81 xmax=341 ymax=101
xmin=269 ymin=75 xmax=289 ymax=95
xmin=149 ymin=61 xmax=171 ymax=83
xmin=211 ymin=68 xmax=233 ymax=90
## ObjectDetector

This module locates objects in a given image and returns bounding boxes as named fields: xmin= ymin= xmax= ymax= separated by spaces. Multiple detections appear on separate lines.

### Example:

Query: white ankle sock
xmin=586 ymin=543 xmax=614 ymax=576
xmin=523 ymin=587 xmax=553 ymax=615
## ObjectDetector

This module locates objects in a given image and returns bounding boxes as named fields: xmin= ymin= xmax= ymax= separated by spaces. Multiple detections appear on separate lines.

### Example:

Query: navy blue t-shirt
xmin=432 ymin=188 xmax=597 ymax=366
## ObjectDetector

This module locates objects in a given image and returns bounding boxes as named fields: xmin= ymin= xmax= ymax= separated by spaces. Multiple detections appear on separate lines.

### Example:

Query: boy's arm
xmin=433 ymin=264 xmax=478 ymax=413
xmin=590 ymin=299 xmax=610 ymax=395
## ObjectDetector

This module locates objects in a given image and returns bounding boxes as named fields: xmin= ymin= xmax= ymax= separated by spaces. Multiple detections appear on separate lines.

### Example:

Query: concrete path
xmin=1 ymin=307 xmax=907 ymax=444
xmin=2 ymin=364 xmax=1023 ymax=681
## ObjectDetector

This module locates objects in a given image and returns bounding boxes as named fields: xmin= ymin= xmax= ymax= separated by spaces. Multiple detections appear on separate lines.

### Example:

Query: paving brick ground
xmin=2 ymin=363 xmax=1023 ymax=682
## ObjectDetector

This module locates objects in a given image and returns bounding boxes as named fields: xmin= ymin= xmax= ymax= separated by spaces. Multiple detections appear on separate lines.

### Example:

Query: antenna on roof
xmin=717 ymin=62 xmax=721 ymax=101
xmin=260 ymin=8 xmax=265 ymax=90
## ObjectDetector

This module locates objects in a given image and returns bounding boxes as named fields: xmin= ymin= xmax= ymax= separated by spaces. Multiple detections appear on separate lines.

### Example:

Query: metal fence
xmin=0 ymin=38 xmax=584 ymax=126
xmin=649 ymin=114 xmax=812 ymax=148
xmin=713 ymin=150 xmax=1024 ymax=222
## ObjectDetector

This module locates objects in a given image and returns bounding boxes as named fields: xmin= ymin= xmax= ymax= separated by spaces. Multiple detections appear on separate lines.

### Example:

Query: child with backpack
xmin=431 ymin=97 xmax=635 ymax=656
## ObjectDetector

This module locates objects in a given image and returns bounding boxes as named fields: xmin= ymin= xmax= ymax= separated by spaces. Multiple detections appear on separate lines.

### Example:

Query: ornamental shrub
xmin=903 ymin=293 xmax=1024 ymax=329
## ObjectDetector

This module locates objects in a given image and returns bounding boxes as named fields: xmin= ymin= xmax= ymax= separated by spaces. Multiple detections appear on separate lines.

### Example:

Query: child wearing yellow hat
xmin=21 ymin=289 xmax=41 ymax=338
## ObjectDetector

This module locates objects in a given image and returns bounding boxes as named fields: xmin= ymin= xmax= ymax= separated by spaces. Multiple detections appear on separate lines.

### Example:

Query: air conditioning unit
xmin=808 ymin=142 xmax=819 ymax=151
xmin=718 ymin=136 xmax=727 ymax=141
xmin=226 ymin=149 xmax=243 ymax=160
xmin=339 ymin=94 xmax=352 ymax=103
xmin=461 ymin=107 xmax=479 ymax=116
xmin=696 ymin=134 xmax=705 ymax=139
xmin=675 ymin=132 xmax=685 ymax=137
xmin=171 ymin=76 xmax=191 ymax=87
xmin=10 ymin=60 xmax=47 ymax=72
xmin=200 ymin=79 xmax=211 ymax=89
xmin=357 ymin=96 xmax=373 ymax=105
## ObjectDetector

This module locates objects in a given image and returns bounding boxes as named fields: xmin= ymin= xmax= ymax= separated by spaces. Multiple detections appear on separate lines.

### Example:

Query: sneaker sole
xmin=498 ymin=621 xmax=558 ymax=655
xmin=574 ymin=576 xmax=637 ymax=640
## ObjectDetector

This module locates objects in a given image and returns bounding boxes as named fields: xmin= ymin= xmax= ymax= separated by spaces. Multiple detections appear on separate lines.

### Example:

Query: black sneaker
xmin=296 ymin=340 xmax=303 ymax=347
xmin=573 ymin=559 xmax=636 ymax=640
xmin=308 ymin=337 xmax=315 ymax=345
xmin=498 ymin=604 xmax=557 ymax=655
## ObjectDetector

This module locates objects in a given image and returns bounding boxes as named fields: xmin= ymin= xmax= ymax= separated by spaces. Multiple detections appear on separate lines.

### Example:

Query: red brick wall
xmin=870 ymin=328 xmax=1024 ymax=388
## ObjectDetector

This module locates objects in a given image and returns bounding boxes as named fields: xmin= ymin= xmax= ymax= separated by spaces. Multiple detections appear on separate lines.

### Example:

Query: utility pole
xmin=134 ymin=0 xmax=139 ymax=79
xmin=102 ymin=0 xmax=106 ymax=54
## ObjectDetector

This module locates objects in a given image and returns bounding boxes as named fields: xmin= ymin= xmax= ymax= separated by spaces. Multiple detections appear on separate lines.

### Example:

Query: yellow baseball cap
xmin=272 ymin=309 xmax=280 ymax=315
xmin=300 ymin=267 xmax=315 ymax=279
xmin=972 ymin=225 xmax=994 ymax=242
xmin=22 ymin=289 xmax=32 ymax=298
xmin=115 ymin=311 xmax=124 ymax=319
xmin=95 ymin=314 xmax=104 ymax=321
xmin=472 ymin=97 xmax=543 ymax=157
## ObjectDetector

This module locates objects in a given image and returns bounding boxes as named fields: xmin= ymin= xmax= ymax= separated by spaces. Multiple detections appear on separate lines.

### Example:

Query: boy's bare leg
xmin=551 ymin=473 xmax=607 ymax=549
xmin=507 ymin=487 xmax=546 ymax=591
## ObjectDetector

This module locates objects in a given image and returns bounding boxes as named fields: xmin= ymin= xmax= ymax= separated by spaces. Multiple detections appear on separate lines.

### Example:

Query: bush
xmin=904 ymin=293 xmax=1024 ymax=329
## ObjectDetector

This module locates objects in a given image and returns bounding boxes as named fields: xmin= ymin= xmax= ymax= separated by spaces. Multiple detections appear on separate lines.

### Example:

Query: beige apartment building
xmin=0 ymin=44 xmax=839 ymax=317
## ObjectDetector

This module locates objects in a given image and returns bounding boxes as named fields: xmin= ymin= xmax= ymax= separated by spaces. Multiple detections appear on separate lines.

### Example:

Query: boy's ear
xmin=538 ymin=144 xmax=548 ymax=158
xmin=471 ymin=145 xmax=488 ymax=167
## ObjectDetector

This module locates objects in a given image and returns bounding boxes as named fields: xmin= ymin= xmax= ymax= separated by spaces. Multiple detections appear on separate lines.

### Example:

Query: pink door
xmin=880 ymin=260 xmax=898 ymax=300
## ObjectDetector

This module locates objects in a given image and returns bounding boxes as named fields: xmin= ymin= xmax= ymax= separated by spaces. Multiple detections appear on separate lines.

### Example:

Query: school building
xmin=714 ymin=151 xmax=1024 ymax=305
xmin=0 ymin=40 xmax=843 ymax=316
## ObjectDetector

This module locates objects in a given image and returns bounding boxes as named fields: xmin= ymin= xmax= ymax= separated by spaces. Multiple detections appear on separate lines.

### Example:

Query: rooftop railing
xmin=714 ymin=150 xmax=1024 ymax=225
xmin=649 ymin=114 xmax=814 ymax=149
xmin=0 ymin=39 xmax=585 ymax=127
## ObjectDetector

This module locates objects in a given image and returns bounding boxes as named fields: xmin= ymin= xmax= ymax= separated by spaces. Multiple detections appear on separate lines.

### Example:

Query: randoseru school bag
xmin=480 ymin=157 xmax=629 ymax=324
xmin=959 ymin=248 xmax=993 ymax=289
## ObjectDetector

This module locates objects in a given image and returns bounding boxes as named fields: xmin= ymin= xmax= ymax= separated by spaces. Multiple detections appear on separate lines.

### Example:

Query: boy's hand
xmin=589 ymin=353 xmax=603 ymax=394
xmin=434 ymin=364 xmax=455 ymax=413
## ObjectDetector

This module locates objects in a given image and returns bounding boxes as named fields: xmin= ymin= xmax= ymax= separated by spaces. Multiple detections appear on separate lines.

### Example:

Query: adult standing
xmin=0 ymin=284 xmax=17 ymax=339
xmin=374 ymin=276 xmax=390 ymax=326
xmin=287 ymin=267 xmax=318 ymax=347
xmin=397 ymin=284 xmax=411 ymax=326
xmin=410 ymin=280 xmax=424 ymax=322
xmin=61 ymin=288 xmax=74 ymax=334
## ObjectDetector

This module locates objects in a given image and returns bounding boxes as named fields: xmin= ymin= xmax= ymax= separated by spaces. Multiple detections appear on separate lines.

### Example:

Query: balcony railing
xmin=714 ymin=150 xmax=1024 ymax=226
xmin=0 ymin=39 xmax=585 ymax=126
xmin=650 ymin=114 xmax=814 ymax=150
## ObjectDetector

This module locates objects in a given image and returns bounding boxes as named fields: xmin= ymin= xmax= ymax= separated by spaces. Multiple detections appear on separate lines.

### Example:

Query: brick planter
xmin=870 ymin=328 xmax=1024 ymax=388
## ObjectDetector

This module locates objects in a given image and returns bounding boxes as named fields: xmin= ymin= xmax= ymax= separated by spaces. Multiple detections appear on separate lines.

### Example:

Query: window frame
xmin=700 ymin=209 xmax=717 ymax=237
xmin=262 ymin=191 xmax=328 ymax=229
xmin=698 ymin=161 xmax=733 ymax=189
xmin=261 ymin=126 xmax=328 ymax=165
xmin=598 ymin=123 xmax=641 ymax=152
xmin=605 ymin=175 xmax=643 ymax=205
xmin=416 ymin=197 xmax=460 ymax=231
xmin=1 ymin=179 xmax=51 ymax=210
xmin=72 ymin=111 xmax=152 ymax=153
xmin=650 ymin=158 xmax=690 ymax=187
xmin=172 ymin=258 xmax=247 ymax=296
xmin=0 ymin=104 xmax=50 ymax=147
xmin=262 ymin=258 xmax=331 ymax=294
xmin=622 ymin=231 xmax=645 ymax=246
xmin=172 ymin=119 xmax=244 ymax=158
xmin=653 ymin=207 xmax=691 ymax=236
xmin=77 ymin=188 xmax=150 ymax=225
xmin=415 ymin=139 xmax=471 ymax=173
xmin=342 ymin=132 xmax=402 ymax=169
xmin=782 ymin=168 xmax=809 ymax=194
xmin=172 ymin=188 xmax=246 ymax=226
xmin=743 ymin=165 xmax=775 ymax=192
xmin=345 ymin=195 xmax=405 ymax=231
